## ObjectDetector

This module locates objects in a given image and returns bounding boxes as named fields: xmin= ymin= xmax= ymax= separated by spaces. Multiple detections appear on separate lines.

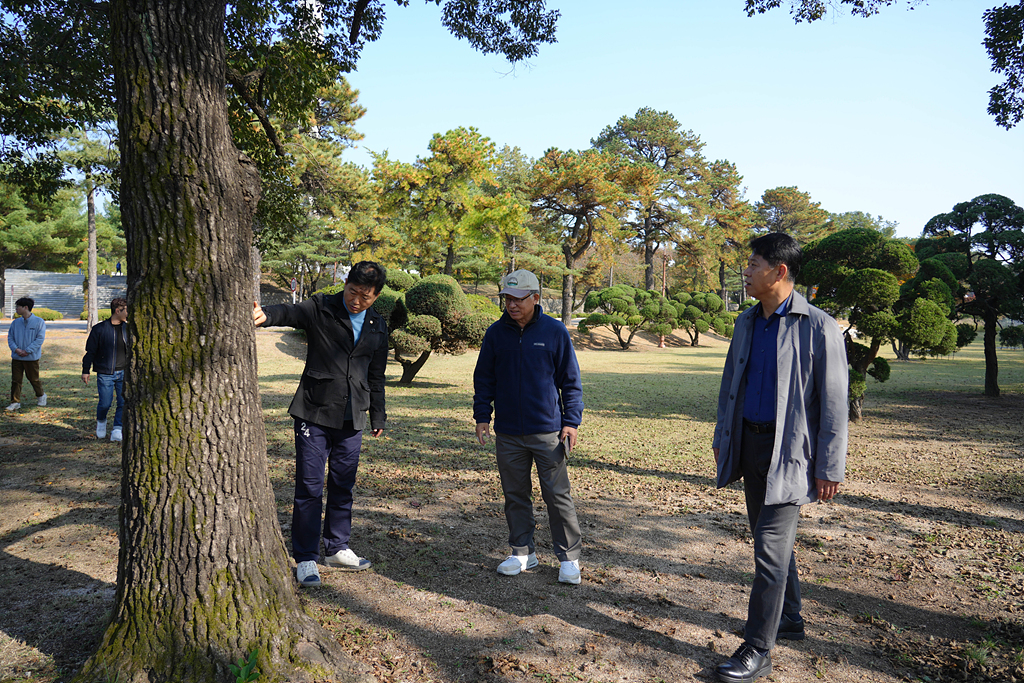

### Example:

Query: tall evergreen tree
xmin=918 ymin=193 xmax=1024 ymax=396
xmin=529 ymin=148 xmax=626 ymax=324
xmin=754 ymin=185 xmax=831 ymax=243
xmin=592 ymin=108 xmax=707 ymax=290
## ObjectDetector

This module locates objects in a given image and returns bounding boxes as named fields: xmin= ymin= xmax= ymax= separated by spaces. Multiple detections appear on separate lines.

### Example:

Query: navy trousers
xmin=741 ymin=427 xmax=802 ymax=651
xmin=292 ymin=419 xmax=362 ymax=563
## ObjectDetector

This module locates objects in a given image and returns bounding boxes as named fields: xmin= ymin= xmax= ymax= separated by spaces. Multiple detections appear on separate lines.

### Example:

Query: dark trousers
xmin=10 ymin=359 xmax=44 ymax=403
xmin=495 ymin=431 xmax=582 ymax=562
xmin=741 ymin=428 xmax=802 ymax=652
xmin=292 ymin=419 xmax=362 ymax=563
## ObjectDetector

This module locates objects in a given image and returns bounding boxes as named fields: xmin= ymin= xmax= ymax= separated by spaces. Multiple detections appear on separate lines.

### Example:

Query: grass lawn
xmin=1 ymin=325 xmax=1022 ymax=683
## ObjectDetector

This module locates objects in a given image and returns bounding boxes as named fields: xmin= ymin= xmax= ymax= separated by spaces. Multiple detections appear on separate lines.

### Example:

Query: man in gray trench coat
xmin=711 ymin=233 xmax=848 ymax=683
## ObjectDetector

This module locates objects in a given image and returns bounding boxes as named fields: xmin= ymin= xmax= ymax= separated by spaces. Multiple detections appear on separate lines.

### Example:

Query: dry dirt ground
xmin=1 ymin=328 xmax=1022 ymax=683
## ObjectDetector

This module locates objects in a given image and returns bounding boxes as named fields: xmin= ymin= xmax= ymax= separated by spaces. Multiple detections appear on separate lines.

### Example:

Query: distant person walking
xmin=82 ymin=298 xmax=129 ymax=442
xmin=6 ymin=297 xmax=47 ymax=411
xmin=116 ymin=261 xmax=122 ymax=276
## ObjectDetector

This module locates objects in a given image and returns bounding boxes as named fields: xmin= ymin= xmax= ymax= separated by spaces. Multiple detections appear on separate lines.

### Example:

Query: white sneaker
xmin=497 ymin=553 xmax=538 ymax=576
xmin=324 ymin=548 xmax=371 ymax=572
xmin=295 ymin=560 xmax=321 ymax=587
xmin=110 ymin=427 xmax=122 ymax=442
xmin=36 ymin=394 xmax=46 ymax=407
xmin=5 ymin=402 xmax=19 ymax=411
xmin=96 ymin=421 xmax=107 ymax=439
xmin=559 ymin=560 xmax=582 ymax=585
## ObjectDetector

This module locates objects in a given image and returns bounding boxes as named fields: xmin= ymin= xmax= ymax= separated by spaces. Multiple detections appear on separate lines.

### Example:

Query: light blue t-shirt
xmin=343 ymin=302 xmax=367 ymax=423
xmin=348 ymin=306 xmax=367 ymax=345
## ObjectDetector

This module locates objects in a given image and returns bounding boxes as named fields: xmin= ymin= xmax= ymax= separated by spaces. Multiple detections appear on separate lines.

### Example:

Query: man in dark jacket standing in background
xmin=253 ymin=261 xmax=388 ymax=588
xmin=473 ymin=269 xmax=584 ymax=585
xmin=82 ymin=298 xmax=129 ymax=442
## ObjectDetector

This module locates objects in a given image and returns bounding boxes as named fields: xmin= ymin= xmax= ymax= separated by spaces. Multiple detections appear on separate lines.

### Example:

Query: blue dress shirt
xmin=743 ymin=296 xmax=791 ymax=423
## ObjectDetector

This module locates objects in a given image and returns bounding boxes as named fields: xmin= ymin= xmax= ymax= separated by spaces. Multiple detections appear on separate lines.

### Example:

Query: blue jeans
xmin=96 ymin=371 xmax=125 ymax=428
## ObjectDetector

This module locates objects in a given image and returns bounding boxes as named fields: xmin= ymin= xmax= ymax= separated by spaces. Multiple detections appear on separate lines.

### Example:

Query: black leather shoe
xmin=715 ymin=644 xmax=772 ymax=683
xmin=777 ymin=613 xmax=806 ymax=641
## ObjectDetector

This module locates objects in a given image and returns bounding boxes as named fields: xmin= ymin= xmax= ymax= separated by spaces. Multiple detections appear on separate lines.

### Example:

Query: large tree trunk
xmin=561 ymin=244 xmax=578 ymax=325
xmin=643 ymin=238 xmax=656 ymax=291
xmin=444 ymin=243 xmax=456 ymax=275
xmin=849 ymin=395 xmax=864 ymax=421
xmin=398 ymin=350 xmax=432 ymax=384
xmin=719 ymin=259 xmax=726 ymax=304
xmin=77 ymin=3 xmax=372 ymax=682
xmin=983 ymin=309 xmax=1000 ymax=397
xmin=87 ymin=182 xmax=98 ymax=329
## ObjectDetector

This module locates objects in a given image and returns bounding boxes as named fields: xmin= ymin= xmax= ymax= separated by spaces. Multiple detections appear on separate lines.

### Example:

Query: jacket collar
xmin=501 ymin=304 xmax=542 ymax=331
xmin=744 ymin=289 xmax=809 ymax=321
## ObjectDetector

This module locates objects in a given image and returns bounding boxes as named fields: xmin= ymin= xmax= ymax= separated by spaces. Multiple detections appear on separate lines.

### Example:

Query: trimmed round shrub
xmin=390 ymin=328 xmax=430 ymax=356
xmin=81 ymin=309 xmax=113 ymax=321
xmin=867 ymin=357 xmax=891 ymax=383
xmin=405 ymin=314 xmax=442 ymax=340
xmin=385 ymin=270 xmax=417 ymax=292
xmin=956 ymin=323 xmax=977 ymax=348
xmin=404 ymin=275 xmax=469 ymax=327
xmin=454 ymin=312 xmax=492 ymax=347
xmin=466 ymin=293 xmax=501 ymax=320
xmin=33 ymin=307 xmax=63 ymax=320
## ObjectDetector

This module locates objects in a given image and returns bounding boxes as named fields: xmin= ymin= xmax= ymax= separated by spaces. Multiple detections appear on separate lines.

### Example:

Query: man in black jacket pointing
xmin=254 ymin=261 xmax=388 ymax=588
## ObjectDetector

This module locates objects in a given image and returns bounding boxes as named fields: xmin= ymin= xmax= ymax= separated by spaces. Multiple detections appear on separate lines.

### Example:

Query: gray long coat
xmin=712 ymin=290 xmax=848 ymax=506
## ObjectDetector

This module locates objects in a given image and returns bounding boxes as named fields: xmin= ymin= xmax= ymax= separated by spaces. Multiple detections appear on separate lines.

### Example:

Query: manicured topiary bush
xmin=33 ymin=307 xmax=63 ymax=321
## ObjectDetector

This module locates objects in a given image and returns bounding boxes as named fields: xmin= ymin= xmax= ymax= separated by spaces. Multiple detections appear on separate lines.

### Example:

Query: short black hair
xmin=110 ymin=297 xmax=128 ymax=311
xmin=750 ymin=233 xmax=801 ymax=282
xmin=347 ymin=261 xmax=387 ymax=294
xmin=15 ymin=297 xmax=34 ymax=310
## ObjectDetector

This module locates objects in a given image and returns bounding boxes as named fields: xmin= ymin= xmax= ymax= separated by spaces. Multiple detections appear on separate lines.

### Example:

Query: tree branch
xmin=226 ymin=67 xmax=287 ymax=158
xmin=350 ymin=0 xmax=372 ymax=44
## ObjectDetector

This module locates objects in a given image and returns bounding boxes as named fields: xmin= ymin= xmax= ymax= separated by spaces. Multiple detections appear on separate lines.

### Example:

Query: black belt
xmin=743 ymin=418 xmax=775 ymax=434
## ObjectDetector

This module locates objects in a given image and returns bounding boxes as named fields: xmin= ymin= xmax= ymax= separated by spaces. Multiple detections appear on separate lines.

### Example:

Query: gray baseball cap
xmin=499 ymin=269 xmax=540 ymax=298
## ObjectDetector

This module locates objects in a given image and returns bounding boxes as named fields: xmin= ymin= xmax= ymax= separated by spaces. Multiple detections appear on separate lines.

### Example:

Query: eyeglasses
xmin=506 ymin=294 xmax=534 ymax=306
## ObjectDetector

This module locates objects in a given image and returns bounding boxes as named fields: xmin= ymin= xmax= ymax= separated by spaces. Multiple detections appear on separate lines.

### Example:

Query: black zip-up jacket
xmin=82 ymin=319 xmax=130 ymax=375
xmin=263 ymin=292 xmax=388 ymax=432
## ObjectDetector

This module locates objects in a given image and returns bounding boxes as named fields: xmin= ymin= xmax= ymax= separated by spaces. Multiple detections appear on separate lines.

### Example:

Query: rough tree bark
xmin=642 ymin=229 xmax=656 ymax=291
xmin=86 ymin=180 xmax=98 ymax=329
xmin=983 ymin=308 xmax=1000 ymax=397
xmin=76 ymin=3 xmax=373 ymax=681
xmin=397 ymin=350 xmax=432 ymax=384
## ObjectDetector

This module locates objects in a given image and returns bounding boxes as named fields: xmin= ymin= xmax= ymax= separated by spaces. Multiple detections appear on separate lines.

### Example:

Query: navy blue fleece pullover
xmin=473 ymin=306 xmax=583 ymax=435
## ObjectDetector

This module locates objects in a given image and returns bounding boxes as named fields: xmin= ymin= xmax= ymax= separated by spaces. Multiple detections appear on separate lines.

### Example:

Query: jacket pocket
xmin=303 ymin=370 xmax=345 ymax=408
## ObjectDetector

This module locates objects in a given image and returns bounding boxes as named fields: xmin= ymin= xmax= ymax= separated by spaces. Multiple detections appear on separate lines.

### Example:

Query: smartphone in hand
xmin=562 ymin=434 xmax=571 ymax=454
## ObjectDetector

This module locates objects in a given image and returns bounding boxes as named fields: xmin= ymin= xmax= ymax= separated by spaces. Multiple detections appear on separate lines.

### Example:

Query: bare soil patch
xmin=1 ymin=331 xmax=1022 ymax=683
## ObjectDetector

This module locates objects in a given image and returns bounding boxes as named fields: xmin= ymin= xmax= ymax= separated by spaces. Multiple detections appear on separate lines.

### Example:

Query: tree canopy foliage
xmin=800 ymin=226 xmax=955 ymax=420
xmin=391 ymin=274 xmax=493 ymax=383
xmin=918 ymin=193 xmax=1024 ymax=396
xmin=672 ymin=291 xmax=732 ymax=346
xmin=754 ymin=186 xmax=831 ymax=243
xmin=577 ymin=285 xmax=677 ymax=349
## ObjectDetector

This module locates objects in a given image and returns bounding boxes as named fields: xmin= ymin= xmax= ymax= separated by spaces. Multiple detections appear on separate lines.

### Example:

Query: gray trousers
xmin=741 ymin=428 xmax=802 ymax=651
xmin=495 ymin=431 xmax=582 ymax=562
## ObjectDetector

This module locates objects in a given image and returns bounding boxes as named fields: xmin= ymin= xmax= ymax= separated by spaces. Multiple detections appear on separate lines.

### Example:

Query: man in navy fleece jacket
xmin=473 ymin=269 xmax=585 ymax=585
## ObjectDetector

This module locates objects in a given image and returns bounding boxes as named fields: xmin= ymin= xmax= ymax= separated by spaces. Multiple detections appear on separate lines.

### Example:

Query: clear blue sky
xmin=343 ymin=0 xmax=1022 ymax=239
